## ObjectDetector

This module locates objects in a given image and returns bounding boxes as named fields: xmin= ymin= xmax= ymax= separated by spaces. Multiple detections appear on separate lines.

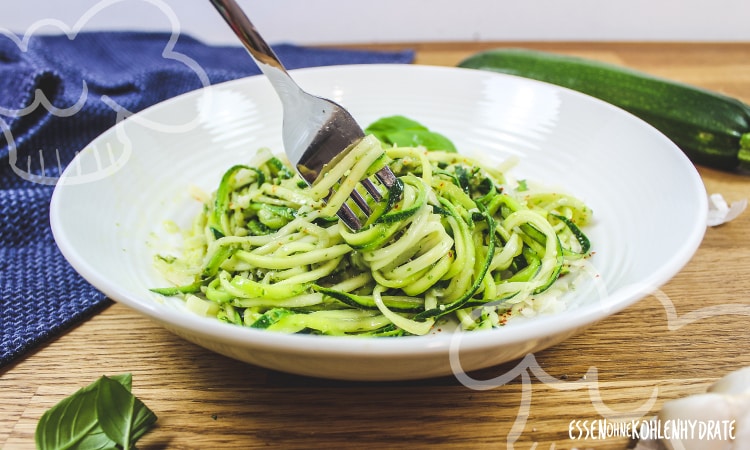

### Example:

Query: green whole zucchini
xmin=458 ymin=48 xmax=750 ymax=172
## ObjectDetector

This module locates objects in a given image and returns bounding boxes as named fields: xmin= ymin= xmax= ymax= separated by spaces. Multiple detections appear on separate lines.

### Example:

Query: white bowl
xmin=50 ymin=65 xmax=707 ymax=381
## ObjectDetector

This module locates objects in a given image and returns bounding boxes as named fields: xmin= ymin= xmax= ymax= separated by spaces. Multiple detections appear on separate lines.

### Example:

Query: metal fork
xmin=209 ymin=0 xmax=397 ymax=230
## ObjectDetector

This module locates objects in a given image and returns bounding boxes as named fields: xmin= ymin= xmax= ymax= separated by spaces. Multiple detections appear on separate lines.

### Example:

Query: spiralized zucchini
xmin=152 ymin=126 xmax=593 ymax=337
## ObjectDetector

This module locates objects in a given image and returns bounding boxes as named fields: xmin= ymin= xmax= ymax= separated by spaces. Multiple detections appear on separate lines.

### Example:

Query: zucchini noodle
xmin=152 ymin=132 xmax=593 ymax=336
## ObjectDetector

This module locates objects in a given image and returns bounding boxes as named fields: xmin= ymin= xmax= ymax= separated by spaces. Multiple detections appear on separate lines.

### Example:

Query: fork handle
xmin=209 ymin=0 xmax=302 ymax=103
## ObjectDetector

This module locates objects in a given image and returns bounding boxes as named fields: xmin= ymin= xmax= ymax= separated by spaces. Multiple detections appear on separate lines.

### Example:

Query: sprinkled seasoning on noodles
xmin=152 ymin=126 xmax=593 ymax=336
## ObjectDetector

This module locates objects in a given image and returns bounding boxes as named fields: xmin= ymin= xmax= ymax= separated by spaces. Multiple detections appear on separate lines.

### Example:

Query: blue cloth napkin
xmin=0 ymin=31 xmax=414 ymax=367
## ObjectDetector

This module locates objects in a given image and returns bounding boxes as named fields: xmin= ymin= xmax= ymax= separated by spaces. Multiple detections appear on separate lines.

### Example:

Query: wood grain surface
xmin=2 ymin=42 xmax=749 ymax=450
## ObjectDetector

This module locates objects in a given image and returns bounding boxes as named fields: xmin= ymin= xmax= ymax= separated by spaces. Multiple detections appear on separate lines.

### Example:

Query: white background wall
xmin=4 ymin=0 xmax=750 ymax=45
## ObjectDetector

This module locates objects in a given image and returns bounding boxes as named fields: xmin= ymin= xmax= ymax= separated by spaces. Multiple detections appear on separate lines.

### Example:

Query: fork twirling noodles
xmin=152 ymin=117 xmax=593 ymax=336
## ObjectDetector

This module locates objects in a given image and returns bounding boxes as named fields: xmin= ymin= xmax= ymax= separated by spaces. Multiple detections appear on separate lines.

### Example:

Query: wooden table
xmin=2 ymin=42 xmax=749 ymax=450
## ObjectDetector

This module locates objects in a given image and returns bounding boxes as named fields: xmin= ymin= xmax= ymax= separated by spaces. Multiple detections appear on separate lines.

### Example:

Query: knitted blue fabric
xmin=0 ymin=31 xmax=414 ymax=367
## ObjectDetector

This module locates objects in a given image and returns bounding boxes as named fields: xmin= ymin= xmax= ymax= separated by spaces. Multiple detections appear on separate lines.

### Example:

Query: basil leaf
xmin=96 ymin=376 xmax=157 ymax=449
xmin=383 ymin=129 xmax=457 ymax=152
xmin=35 ymin=378 xmax=117 ymax=450
xmin=364 ymin=115 xmax=428 ymax=136
xmin=365 ymin=115 xmax=457 ymax=152
xmin=35 ymin=374 xmax=156 ymax=450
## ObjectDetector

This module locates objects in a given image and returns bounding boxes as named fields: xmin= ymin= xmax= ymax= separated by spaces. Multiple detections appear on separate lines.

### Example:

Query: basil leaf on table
xmin=35 ymin=380 xmax=111 ymax=450
xmin=96 ymin=376 xmax=158 ymax=449
xmin=35 ymin=373 xmax=157 ymax=450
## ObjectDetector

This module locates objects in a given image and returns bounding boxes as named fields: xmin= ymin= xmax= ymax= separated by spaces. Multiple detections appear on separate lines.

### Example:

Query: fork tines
xmin=337 ymin=166 xmax=398 ymax=230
